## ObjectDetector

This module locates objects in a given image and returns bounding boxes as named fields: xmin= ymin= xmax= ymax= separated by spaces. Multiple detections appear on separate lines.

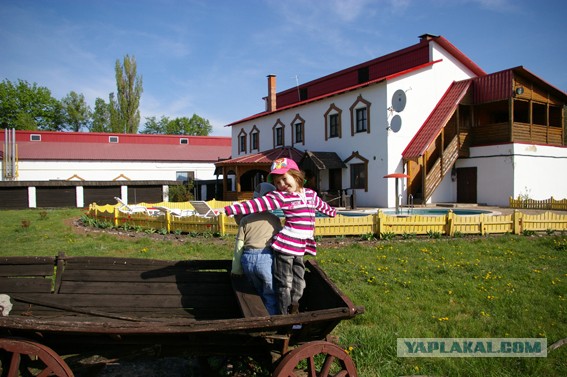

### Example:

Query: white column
xmin=76 ymin=186 xmax=84 ymax=208
xmin=28 ymin=186 xmax=36 ymax=208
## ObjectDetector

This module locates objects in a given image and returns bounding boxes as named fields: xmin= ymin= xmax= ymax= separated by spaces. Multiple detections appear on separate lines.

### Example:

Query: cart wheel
xmin=272 ymin=340 xmax=357 ymax=377
xmin=0 ymin=337 xmax=74 ymax=377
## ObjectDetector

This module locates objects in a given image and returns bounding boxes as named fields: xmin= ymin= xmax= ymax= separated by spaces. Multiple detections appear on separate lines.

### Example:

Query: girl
xmin=224 ymin=158 xmax=336 ymax=314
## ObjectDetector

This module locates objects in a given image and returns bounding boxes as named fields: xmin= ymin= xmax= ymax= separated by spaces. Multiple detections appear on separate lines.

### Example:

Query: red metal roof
xmin=473 ymin=66 xmax=567 ymax=103
xmin=227 ymin=60 xmax=439 ymax=127
xmin=226 ymin=34 xmax=486 ymax=128
xmin=402 ymin=80 xmax=472 ymax=160
xmin=0 ymin=130 xmax=232 ymax=162
xmin=215 ymin=146 xmax=304 ymax=167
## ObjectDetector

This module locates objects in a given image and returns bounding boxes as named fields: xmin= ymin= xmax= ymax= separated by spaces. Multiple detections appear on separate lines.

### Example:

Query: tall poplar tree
xmin=112 ymin=55 xmax=143 ymax=133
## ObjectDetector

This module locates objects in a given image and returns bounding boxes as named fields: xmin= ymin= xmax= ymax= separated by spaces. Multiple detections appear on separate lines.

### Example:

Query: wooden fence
xmin=88 ymin=201 xmax=567 ymax=239
xmin=510 ymin=196 xmax=567 ymax=211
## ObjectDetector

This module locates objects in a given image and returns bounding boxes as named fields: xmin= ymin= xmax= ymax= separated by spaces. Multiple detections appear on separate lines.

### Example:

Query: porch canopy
xmin=300 ymin=151 xmax=347 ymax=193
xmin=214 ymin=147 xmax=303 ymax=201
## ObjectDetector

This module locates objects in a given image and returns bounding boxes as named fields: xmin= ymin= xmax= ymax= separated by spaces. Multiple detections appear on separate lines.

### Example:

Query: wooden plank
xmin=58 ymin=281 xmax=233 ymax=296
xmin=0 ymin=256 xmax=56 ymax=265
xmin=61 ymin=269 xmax=229 ymax=283
xmin=0 ymin=264 xmax=54 ymax=277
xmin=231 ymin=275 xmax=269 ymax=318
xmin=10 ymin=293 xmax=236 ymax=312
xmin=0 ymin=278 xmax=53 ymax=293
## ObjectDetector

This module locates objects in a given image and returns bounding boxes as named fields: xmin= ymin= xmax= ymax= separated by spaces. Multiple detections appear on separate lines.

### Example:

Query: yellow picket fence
xmin=510 ymin=196 xmax=567 ymax=211
xmin=88 ymin=202 xmax=567 ymax=239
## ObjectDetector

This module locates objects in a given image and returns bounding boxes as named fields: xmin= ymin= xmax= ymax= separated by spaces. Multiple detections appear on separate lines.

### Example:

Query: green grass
xmin=1 ymin=208 xmax=566 ymax=376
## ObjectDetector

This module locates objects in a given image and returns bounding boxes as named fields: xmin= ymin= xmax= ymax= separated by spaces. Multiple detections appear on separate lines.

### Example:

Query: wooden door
xmin=457 ymin=167 xmax=477 ymax=203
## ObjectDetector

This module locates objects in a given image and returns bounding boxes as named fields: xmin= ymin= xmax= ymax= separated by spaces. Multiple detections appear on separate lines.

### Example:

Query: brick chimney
xmin=267 ymin=74 xmax=276 ymax=112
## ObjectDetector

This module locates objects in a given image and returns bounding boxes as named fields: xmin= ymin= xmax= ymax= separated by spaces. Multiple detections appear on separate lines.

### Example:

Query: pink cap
xmin=269 ymin=158 xmax=299 ymax=176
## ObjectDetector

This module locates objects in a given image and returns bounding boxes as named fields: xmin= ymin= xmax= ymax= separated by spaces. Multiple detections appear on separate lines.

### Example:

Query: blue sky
xmin=1 ymin=0 xmax=565 ymax=136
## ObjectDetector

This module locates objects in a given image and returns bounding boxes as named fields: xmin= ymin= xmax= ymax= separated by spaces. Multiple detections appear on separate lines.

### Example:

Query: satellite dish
xmin=390 ymin=115 xmax=402 ymax=133
xmin=391 ymin=89 xmax=407 ymax=112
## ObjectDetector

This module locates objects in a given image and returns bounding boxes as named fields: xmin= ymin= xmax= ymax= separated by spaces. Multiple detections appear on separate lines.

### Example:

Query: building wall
xmin=455 ymin=143 xmax=567 ymax=206
xmin=11 ymin=160 xmax=217 ymax=182
xmin=231 ymin=42 xmax=479 ymax=208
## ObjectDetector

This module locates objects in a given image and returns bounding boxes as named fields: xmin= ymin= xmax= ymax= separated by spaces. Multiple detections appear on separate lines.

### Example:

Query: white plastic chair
xmin=154 ymin=206 xmax=195 ymax=218
xmin=114 ymin=197 xmax=150 ymax=215
xmin=189 ymin=201 xmax=220 ymax=218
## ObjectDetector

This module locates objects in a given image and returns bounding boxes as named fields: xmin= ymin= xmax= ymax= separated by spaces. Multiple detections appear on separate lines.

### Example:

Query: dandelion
xmin=480 ymin=310 xmax=490 ymax=317
xmin=487 ymin=295 xmax=495 ymax=300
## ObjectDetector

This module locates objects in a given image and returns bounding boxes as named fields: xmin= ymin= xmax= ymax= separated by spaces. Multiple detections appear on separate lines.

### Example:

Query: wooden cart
xmin=0 ymin=253 xmax=364 ymax=376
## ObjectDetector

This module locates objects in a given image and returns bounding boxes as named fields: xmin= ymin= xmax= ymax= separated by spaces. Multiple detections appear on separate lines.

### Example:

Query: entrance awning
xmin=300 ymin=151 xmax=346 ymax=170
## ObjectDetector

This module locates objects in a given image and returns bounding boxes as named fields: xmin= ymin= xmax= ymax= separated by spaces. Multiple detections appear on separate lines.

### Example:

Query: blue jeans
xmin=241 ymin=247 xmax=277 ymax=315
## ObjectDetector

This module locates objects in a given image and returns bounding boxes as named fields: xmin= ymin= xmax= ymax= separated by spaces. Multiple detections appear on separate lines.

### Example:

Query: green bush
xmin=168 ymin=183 xmax=194 ymax=202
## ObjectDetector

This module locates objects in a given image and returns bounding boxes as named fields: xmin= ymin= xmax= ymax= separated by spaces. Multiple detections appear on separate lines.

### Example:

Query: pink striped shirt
xmin=224 ymin=188 xmax=336 ymax=256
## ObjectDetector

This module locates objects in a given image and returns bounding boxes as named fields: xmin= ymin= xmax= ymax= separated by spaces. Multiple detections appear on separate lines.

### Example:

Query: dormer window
xmin=180 ymin=138 xmax=188 ymax=144
xmin=109 ymin=136 xmax=119 ymax=143
xmin=30 ymin=134 xmax=41 ymax=141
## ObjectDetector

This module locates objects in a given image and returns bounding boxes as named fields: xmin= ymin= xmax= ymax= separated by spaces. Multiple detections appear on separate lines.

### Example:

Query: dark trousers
xmin=272 ymin=252 xmax=306 ymax=314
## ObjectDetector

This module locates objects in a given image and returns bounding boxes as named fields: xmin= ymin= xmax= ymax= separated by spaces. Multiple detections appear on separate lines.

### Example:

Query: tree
xmin=166 ymin=114 xmax=213 ymax=135
xmin=112 ymin=55 xmax=143 ymax=133
xmin=140 ymin=114 xmax=213 ymax=135
xmin=91 ymin=97 xmax=111 ymax=132
xmin=141 ymin=116 xmax=170 ymax=134
xmin=0 ymin=79 xmax=63 ymax=130
xmin=61 ymin=91 xmax=91 ymax=131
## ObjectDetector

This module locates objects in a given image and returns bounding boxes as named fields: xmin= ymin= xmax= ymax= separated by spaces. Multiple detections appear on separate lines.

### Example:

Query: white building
xmin=215 ymin=34 xmax=567 ymax=208
xmin=1 ymin=130 xmax=231 ymax=208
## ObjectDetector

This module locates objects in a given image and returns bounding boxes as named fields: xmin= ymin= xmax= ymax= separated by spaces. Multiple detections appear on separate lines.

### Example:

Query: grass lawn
xmin=1 ymin=208 xmax=566 ymax=376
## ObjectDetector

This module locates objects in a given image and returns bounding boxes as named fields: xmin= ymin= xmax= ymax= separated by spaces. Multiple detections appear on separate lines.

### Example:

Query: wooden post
xmin=113 ymin=207 xmax=119 ymax=227
xmin=446 ymin=211 xmax=454 ymax=236
xmin=375 ymin=211 xmax=383 ymax=238
xmin=218 ymin=213 xmax=226 ymax=237
xmin=512 ymin=210 xmax=522 ymax=235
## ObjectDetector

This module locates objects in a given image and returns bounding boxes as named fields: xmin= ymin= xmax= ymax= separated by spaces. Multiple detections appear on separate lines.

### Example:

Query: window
xmin=176 ymin=171 xmax=195 ymax=184
xmin=349 ymin=95 xmax=371 ymax=136
xmin=180 ymin=138 xmax=188 ymax=144
xmin=109 ymin=136 xmax=119 ymax=143
xmin=275 ymin=127 xmax=283 ymax=146
xmin=295 ymin=123 xmax=303 ymax=143
xmin=272 ymin=119 xmax=286 ymax=147
xmin=238 ymin=129 xmax=247 ymax=154
xmin=239 ymin=134 xmax=246 ymax=152
xmin=344 ymin=151 xmax=369 ymax=192
xmin=329 ymin=114 xmax=339 ymax=138
xmin=30 ymin=134 xmax=41 ymax=141
xmin=358 ymin=67 xmax=369 ymax=83
xmin=350 ymin=163 xmax=366 ymax=190
xmin=291 ymin=114 xmax=305 ymax=145
xmin=355 ymin=108 xmax=367 ymax=133
xmin=251 ymin=131 xmax=259 ymax=150
xmin=324 ymin=104 xmax=342 ymax=140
